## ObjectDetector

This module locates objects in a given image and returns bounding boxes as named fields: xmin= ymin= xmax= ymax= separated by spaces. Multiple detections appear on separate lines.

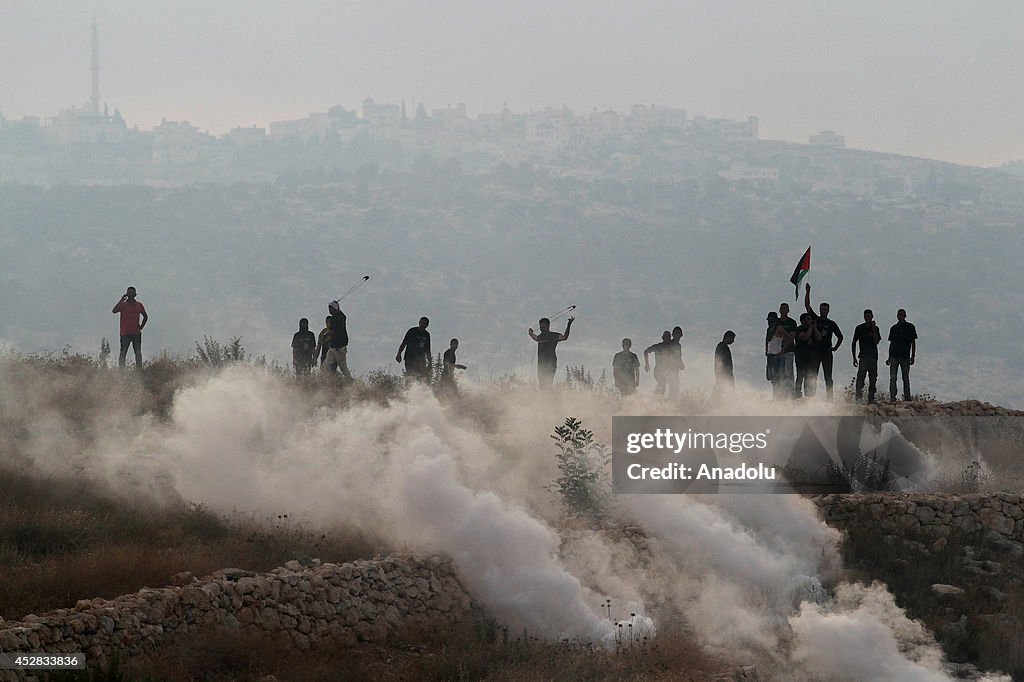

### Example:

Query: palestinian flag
xmin=789 ymin=246 xmax=811 ymax=300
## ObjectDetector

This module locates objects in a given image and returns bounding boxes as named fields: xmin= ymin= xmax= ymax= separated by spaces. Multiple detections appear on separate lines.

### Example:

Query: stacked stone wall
xmin=0 ymin=555 xmax=472 ymax=681
xmin=813 ymin=493 xmax=1024 ymax=547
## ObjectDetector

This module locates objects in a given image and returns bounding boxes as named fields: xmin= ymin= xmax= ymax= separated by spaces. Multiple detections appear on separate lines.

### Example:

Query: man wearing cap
xmin=324 ymin=301 xmax=352 ymax=379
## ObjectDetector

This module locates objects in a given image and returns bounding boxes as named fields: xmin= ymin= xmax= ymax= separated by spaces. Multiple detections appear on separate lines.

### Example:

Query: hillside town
xmin=7 ymin=21 xmax=1020 ymax=207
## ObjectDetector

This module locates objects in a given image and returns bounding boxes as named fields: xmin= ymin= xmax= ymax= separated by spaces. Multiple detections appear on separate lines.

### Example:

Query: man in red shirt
xmin=112 ymin=287 xmax=148 ymax=368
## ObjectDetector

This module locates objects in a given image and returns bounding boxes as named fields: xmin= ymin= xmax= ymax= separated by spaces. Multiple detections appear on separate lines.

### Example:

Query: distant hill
xmin=2 ymin=136 xmax=1023 ymax=406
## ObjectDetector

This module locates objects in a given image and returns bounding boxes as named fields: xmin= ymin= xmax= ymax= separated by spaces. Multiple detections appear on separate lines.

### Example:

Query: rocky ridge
xmin=860 ymin=399 xmax=1024 ymax=418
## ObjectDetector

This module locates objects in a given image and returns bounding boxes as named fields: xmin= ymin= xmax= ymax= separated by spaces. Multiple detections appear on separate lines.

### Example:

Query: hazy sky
xmin=2 ymin=0 xmax=1022 ymax=166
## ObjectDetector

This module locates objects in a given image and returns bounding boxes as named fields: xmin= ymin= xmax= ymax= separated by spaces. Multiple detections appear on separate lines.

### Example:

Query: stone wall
xmin=813 ymin=493 xmax=1024 ymax=549
xmin=860 ymin=400 xmax=1024 ymax=418
xmin=0 ymin=555 xmax=472 ymax=681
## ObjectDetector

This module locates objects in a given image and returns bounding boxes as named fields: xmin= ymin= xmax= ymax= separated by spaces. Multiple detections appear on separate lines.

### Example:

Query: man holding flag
xmin=805 ymin=283 xmax=844 ymax=400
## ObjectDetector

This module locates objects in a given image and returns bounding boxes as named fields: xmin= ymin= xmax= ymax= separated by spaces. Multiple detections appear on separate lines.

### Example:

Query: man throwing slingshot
xmin=529 ymin=315 xmax=574 ymax=389
xmin=324 ymin=300 xmax=352 ymax=379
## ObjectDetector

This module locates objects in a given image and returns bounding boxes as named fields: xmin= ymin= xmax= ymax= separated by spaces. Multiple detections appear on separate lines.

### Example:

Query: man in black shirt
xmin=794 ymin=313 xmax=822 ymax=398
xmin=397 ymin=316 xmax=432 ymax=382
xmin=325 ymin=301 xmax=352 ymax=379
xmin=644 ymin=331 xmax=677 ymax=397
xmin=529 ymin=316 xmax=574 ymax=389
xmin=291 ymin=318 xmax=317 ymax=376
xmin=612 ymin=338 xmax=641 ymax=396
xmin=438 ymin=338 xmax=467 ymax=395
xmin=714 ymin=331 xmax=736 ymax=395
xmin=671 ymin=325 xmax=686 ymax=371
xmin=315 ymin=316 xmax=334 ymax=371
xmin=887 ymin=309 xmax=918 ymax=401
xmin=852 ymin=309 xmax=881 ymax=402
xmin=804 ymin=284 xmax=844 ymax=400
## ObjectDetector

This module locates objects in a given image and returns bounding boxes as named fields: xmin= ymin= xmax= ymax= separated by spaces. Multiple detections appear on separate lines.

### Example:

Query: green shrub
xmin=549 ymin=417 xmax=611 ymax=521
xmin=192 ymin=335 xmax=247 ymax=367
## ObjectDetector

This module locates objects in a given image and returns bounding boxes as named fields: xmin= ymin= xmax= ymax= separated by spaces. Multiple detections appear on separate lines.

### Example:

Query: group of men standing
xmin=113 ymin=285 xmax=917 ymax=403
xmin=606 ymin=326 xmax=733 ymax=398
xmin=290 ymin=304 xmax=466 ymax=391
xmin=765 ymin=284 xmax=918 ymax=402
xmin=290 ymin=301 xmax=353 ymax=379
xmin=764 ymin=285 xmax=843 ymax=401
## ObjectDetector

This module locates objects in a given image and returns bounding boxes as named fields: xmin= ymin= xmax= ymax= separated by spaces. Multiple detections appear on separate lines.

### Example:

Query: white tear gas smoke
xmin=160 ymin=371 xmax=611 ymax=639
xmin=0 ymin=362 xmax=1009 ymax=679
xmin=791 ymin=582 xmax=953 ymax=682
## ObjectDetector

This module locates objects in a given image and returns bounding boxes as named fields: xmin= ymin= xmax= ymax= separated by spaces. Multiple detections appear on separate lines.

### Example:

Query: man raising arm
xmin=529 ymin=316 xmax=574 ymax=389
xmin=112 ymin=286 xmax=148 ymax=369
xmin=805 ymin=283 xmax=844 ymax=399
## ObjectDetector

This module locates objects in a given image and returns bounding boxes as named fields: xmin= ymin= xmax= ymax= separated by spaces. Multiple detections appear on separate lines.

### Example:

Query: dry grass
xmin=0 ymin=467 xmax=381 ymax=621
xmin=111 ymin=621 xmax=722 ymax=682
xmin=0 ymin=348 xmax=420 ymax=619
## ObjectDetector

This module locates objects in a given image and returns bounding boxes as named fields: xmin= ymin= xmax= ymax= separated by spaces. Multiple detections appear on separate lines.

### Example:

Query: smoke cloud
xmin=0 ymin=362 xmax=1010 ymax=679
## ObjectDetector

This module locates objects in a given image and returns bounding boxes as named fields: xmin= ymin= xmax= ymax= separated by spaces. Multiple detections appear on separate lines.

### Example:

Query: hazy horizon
xmin=3 ymin=0 xmax=1023 ymax=167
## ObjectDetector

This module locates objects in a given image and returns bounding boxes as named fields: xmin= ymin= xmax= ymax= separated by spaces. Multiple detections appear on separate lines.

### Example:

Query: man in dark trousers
xmin=776 ymin=303 xmax=798 ymax=398
xmin=438 ymin=338 xmax=467 ymax=394
xmin=612 ymin=338 xmax=641 ymax=396
xmin=291 ymin=318 xmax=317 ymax=375
xmin=315 ymin=316 xmax=333 ymax=371
xmin=529 ymin=316 xmax=574 ymax=389
xmin=714 ymin=331 xmax=736 ymax=394
xmin=794 ymin=313 xmax=822 ymax=398
xmin=644 ymin=331 xmax=677 ymax=398
xmin=852 ymin=309 xmax=882 ymax=403
xmin=397 ymin=316 xmax=432 ymax=382
xmin=887 ymin=309 xmax=918 ymax=401
xmin=671 ymin=326 xmax=686 ymax=381
xmin=804 ymin=284 xmax=844 ymax=400
xmin=325 ymin=301 xmax=352 ymax=379
xmin=112 ymin=286 xmax=148 ymax=369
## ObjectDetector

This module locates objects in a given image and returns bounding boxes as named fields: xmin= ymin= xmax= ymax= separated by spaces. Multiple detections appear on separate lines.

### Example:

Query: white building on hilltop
xmin=692 ymin=115 xmax=759 ymax=141
xmin=43 ymin=106 xmax=126 ymax=144
xmin=810 ymin=130 xmax=846 ymax=148
xmin=362 ymin=98 xmax=402 ymax=129
xmin=432 ymin=103 xmax=470 ymax=132
xmin=152 ymin=120 xmax=207 ymax=164
xmin=227 ymin=125 xmax=266 ymax=146
xmin=627 ymin=104 xmax=686 ymax=134
xmin=525 ymin=106 xmax=575 ymax=149
xmin=269 ymin=113 xmax=330 ymax=142
xmin=719 ymin=162 xmax=779 ymax=182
